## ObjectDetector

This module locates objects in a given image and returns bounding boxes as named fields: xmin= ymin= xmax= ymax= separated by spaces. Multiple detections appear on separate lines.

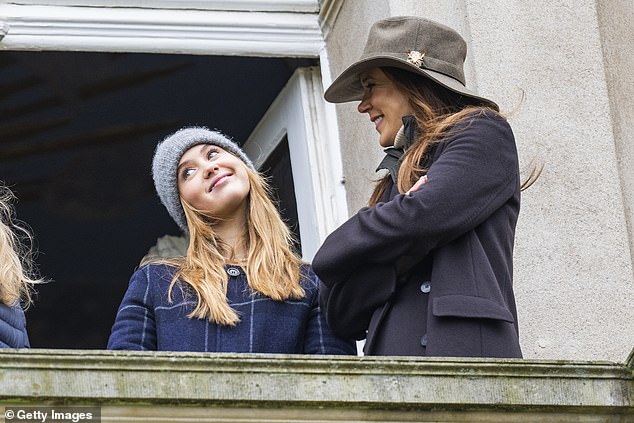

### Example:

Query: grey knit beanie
xmin=152 ymin=126 xmax=255 ymax=232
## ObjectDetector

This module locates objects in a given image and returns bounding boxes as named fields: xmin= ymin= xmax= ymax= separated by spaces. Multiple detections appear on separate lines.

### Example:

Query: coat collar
xmin=375 ymin=115 xmax=418 ymax=183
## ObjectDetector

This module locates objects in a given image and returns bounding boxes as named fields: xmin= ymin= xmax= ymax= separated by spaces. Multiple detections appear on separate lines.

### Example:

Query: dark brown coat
xmin=312 ymin=111 xmax=522 ymax=357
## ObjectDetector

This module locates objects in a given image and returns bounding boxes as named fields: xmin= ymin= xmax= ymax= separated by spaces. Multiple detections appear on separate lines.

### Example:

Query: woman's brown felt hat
xmin=324 ymin=16 xmax=499 ymax=111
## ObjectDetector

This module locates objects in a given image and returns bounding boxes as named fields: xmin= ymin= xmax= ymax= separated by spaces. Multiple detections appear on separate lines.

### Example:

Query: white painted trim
xmin=0 ymin=4 xmax=323 ymax=56
xmin=0 ymin=22 xmax=8 ymax=41
xmin=316 ymin=48 xmax=348 ymax=223
xmin=301 ymin=66 xmax=349 ymax=232
xmin=318 ymin=0 xmax=344 ymax=38
xmin=244 ymin=67 xmax=348 ymax=260
xmin=4 ymin=0 xmax=318 ymax=12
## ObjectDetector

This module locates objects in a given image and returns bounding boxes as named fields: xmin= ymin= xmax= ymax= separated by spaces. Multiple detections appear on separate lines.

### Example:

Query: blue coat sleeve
xmin=107 ymin=265 xmax=158 ymax=350
xmin=0 ymin=303 xmax=30 ymax=348
xmin=313 ymin=112 xmax=519 ymax=286
xmin=301 ymin=269 xmax=357 ymax=355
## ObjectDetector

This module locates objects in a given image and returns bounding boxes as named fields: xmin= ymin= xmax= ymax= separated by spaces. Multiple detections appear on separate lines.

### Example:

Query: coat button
xmin=226 ymin=267 xmax=240 ymax=277
xmin=420 ymin=334 xmax=428 ymax=347
xmin=420 ymin=281 xmax=431 ymax=293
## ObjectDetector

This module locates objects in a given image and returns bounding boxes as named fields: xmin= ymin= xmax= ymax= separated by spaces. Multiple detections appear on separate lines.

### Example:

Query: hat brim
xmin=324 ymin=55 xmax=498 ymax=111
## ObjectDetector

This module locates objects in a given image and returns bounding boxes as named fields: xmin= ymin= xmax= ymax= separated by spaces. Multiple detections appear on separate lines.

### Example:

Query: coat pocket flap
xmin=432 ymin=295 xmax=515 ymax=323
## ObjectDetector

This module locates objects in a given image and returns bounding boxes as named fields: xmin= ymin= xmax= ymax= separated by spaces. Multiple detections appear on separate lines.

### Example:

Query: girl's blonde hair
xmin=0 ymin=184 xmax=40 ymax=308
xmin=368 ymin=67 xmax=541 ymax=206
xmin=156 ymin=164 xmax=303 ymax=326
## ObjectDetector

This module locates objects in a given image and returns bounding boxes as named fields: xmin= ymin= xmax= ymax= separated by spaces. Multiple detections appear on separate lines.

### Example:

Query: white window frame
xmin=2 ymin=0 xmax=318 ymax=11
xmin=0 ymin=0 xmax=344 ymax=55
xmin=243 ymin=67 xmax=347 ymax=260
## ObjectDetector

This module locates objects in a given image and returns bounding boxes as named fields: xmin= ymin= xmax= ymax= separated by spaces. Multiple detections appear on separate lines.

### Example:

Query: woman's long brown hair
xmin=368 ymin=67 xmax=541 ymax=206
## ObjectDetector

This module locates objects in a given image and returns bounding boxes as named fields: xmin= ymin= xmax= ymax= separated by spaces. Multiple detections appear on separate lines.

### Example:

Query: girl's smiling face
xmin=177 ymin=144 xmax=251 ymax=220
xmin=357 ymin=68 xmax=414 ymax=147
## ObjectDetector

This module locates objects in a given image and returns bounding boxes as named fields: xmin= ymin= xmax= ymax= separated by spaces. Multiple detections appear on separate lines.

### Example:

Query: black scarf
xmin=375 ymin=115 xmax=419 ymax=183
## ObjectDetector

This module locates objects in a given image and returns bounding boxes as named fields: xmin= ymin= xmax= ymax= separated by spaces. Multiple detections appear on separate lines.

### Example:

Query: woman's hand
xmin=406 ymin=175 xmax=428 ymax=195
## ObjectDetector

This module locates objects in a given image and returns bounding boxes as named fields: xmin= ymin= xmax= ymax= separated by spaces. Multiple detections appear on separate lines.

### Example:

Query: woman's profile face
xmin=177 ymin=144 xmax=251 ymax=220
xmin=358 ymin=68 xmax=414 ymax=147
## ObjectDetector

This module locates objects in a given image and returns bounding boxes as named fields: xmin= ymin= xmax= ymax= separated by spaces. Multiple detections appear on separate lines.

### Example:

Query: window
xmin=0 ymin=1 xmax=346 ymax=349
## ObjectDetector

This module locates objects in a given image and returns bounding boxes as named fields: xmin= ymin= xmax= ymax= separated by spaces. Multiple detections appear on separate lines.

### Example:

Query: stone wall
xmin=322 ymin=0 xmax=634 ymax=363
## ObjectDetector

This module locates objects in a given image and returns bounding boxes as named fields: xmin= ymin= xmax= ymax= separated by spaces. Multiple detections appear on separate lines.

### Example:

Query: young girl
xmin=0 ymin=183 xmax=38 ymax=348
xmin=313 ymin=16 xmax=539 ymax=357
xmin=108 ymin=127 xmax=355 ymax=354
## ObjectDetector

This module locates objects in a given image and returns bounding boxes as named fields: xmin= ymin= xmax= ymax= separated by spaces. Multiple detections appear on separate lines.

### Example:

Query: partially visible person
xmin=108 ymin=127 xmax=356 ymax=354
xmin=0 ymin=183 xmax=40 ymax=348
xmin=313 ymin=16 xmax=540 ymax=357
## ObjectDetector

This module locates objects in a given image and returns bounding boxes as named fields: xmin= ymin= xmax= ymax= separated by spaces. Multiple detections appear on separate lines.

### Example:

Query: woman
xmin=313 ymin=16 xmax=536 ymax=357
xmin=108 ymin=127 xmax=355 ymax=354
xmin=0 ymin=183 xmax=38 ymax=348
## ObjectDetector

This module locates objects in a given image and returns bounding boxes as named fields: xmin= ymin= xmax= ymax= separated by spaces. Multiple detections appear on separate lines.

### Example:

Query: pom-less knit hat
xmin=324 ymin=16 xmax=498 ymax=111
xmin=152 ymin=126 xmax=255 ymax=232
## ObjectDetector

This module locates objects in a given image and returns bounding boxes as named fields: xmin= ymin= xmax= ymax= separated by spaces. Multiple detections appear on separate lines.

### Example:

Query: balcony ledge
xmin=1 ymin=348 xmax=633 ymax=422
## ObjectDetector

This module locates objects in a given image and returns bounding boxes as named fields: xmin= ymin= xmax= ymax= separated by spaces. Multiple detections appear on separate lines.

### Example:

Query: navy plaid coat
xmin=0 ymin=303 xmax=29 ymax=348
xmin=107 ymin=263 xmax=355 ymax=354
